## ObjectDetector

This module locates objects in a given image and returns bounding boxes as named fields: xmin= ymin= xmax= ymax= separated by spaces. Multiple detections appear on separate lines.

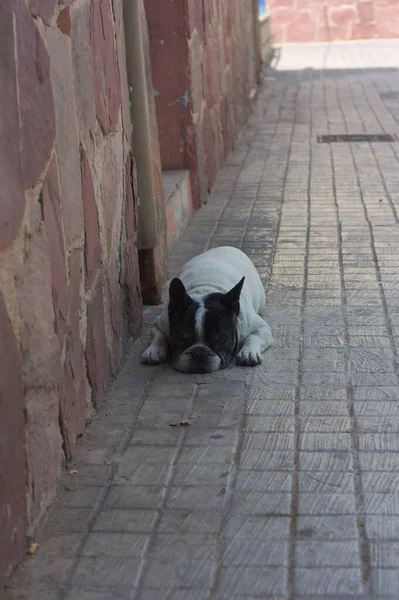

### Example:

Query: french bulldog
xmin=141 ymin=246 xmax=273 ymax=373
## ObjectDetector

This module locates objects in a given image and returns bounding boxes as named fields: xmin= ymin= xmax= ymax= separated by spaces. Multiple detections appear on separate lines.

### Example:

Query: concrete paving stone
xmin=354 ymin=402 xmax=399 ymax=418
xmin=370 ymin=542 xmax=399 ymax=568
xmin=129 ymin=428 xmax=181 ymax=446
xmin=138 ymin=398 xmax=189 ymax=420
xmin=354 ymin=386 xmax=399 ymax=401
xmin=80 ymin=532 xmax=149 ymax=558
xmin=92 ymin=509 xmax=158 ymax=533
xmin=218 ymin=566 xmax=288 ymax=597
xmin=223 ymin=515 xmax=290 ymax=540
xmin=372 ymin=569 xmax=399 ymax=597
xmin=300 ymin=432 xmax=352 ymax=451
xmin=188 ymin=409 xmax=242 ymax=428
xmin=33 ymin=532 xmax=82 ymax=559
xmin=299 ymin=416 xmax=351 ymax=432
xmin=298 ymin=493 xmax=356 ymax=516
xmin=166 ymin=486 xmax=226 ymax=510
xmin=294 ymin=568 xmax=363 ymax=595
xmin=242 ymin=432 xmax=295 ymax=451
xmin=113 ymin=463 xmax=169 ymax=486
xmin=118 ymin=446 xmax=177 ymax=465
xmin=303 ymin=334 xmax=346 ymax=349
xmin=298 ymin=471 xmax=354 ymax=494
xmin=231 ymin=491 xmax=291 ymax=515
xmin=351 ymin=373 xmax=397 ymax=388
xmin=363 ymin=494 xmax=399 ymax=515
xmin=64 ymin=588 xmax=132 ymax=600
xmin=222 ymin=539 xmax=288 ymax=567
xmin=147 ymin=533 xmax=218 ymax=559
xmin=145 ymin=386 xmax=195 ymax=400
xmin=239 ymin=449 xmax=294 ymax=471
xmin=299 ymin=387 xmax=347 ymax=401
xmin=244 ymin=415 xmax=295 ymax=432
xmin=177 ymin=445 xmax=234 ymax=465
xmin=196 ymin=380 xmax=247 ymax=399
xmin=104 ymin=485 xmax=165 ymax=510
xmin=61 ymin=485 xmax=103 ymax=508
xmin=65 ymin=444 xmax=112 ymax=466
xmin=139 ymin=590 xmax=210 ymax=600
xmin=301 ymin=359 xmax=346 ymax=373
xmin=295 ymin=540 xmax=361 ymax=567
xmin=359 ymin=452 xmax=399 ymax=472
xmin=297 ymin=515 xmax=358 ymax=541
xmin=299 ymin=401 xmax=349 ymax=416
xmin=362 ymin=471 xmax=398 ymax=494
xmin=182 ymin=429 xmax=237 ymax=447
xmin=301 ymin=371 xmax=347 ymax=386
xmin=349 ymin=336 xmax=393 ymax=349
xmin=358 ymin=433 xmax=399 ymax=452
xmin=71 ymin=556 xmax=141 ymax=588
xmin=173 ymin=464 xmax=231 ymax=487
xmin=350 ymin=360 xmax=396 ymax=375
xmin=235 ymin=470 xmax=292 ymax=493
xmin=192 ymin=396 xmax=246 ymax=415
xmin=2 ymin=557 xmax=75 ymax=598
xmin=246 ymin=388 xmax=296 ymax=413
xmin=158 ymin=510 xmax=223 ymax=534
xmin=39 ymin=506 xmax=92 ymax=536
xmin=142 ymin=557 xmax=216 ymax=589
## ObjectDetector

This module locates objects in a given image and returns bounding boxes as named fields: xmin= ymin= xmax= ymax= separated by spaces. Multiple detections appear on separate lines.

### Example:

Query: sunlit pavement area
xmin=5 ymin=40 xmax=399 ymax=600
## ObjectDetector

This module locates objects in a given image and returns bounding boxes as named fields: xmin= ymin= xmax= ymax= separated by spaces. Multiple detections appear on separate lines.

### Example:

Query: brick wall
xmin=0 ymin=0 xmax=164 ymax=589
xmin=145 ymin=0 xmax=261 ymax=207
xmin=268 ymin=0 xmax=399 ymax=43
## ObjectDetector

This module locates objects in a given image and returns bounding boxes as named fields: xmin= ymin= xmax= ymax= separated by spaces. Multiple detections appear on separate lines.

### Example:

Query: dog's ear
xmin=221 ymin=277 xmax=245 ymax=313
xmin=169 ymin=278 xmax=192 ymax=315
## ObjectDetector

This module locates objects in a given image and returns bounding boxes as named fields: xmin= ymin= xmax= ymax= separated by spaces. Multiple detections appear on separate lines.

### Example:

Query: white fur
xmin=141 ymin=247 xmax=273 ymax=368
xmin=236 ymin=314 xmax=274 ymax=366
xmin=141 ymin=327 xmax=169 ymax=364
xmin=194 ymin=302 xmax=206 ymax=343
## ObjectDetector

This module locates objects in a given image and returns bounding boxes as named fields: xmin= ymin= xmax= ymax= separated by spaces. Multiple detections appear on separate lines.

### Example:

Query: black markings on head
xmin=168 ymin=277 xmax=245 ymax=370
xmin=168 ymin=278 xmax=198 ymax=353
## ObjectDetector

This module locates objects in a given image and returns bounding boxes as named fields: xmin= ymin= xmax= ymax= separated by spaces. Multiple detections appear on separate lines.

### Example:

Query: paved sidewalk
xmin=5 ymin=40 xmax=399 ymax=600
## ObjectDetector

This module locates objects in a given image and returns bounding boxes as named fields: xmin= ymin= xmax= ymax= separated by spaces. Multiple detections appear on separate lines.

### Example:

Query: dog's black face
xmin=168 ymin=277 xmax=244 ymax=373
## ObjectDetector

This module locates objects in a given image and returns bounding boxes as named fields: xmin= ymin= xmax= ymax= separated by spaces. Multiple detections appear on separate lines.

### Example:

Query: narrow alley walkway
xmin=5 ymin=40 xmax=399 ymax=600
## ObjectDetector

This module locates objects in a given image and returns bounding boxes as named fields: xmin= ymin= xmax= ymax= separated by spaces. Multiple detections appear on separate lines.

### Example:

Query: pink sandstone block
xmin=16 ymin=0 xmax=55 ymax=189
xmin=91 ymin=0 xmax=121 ymax=135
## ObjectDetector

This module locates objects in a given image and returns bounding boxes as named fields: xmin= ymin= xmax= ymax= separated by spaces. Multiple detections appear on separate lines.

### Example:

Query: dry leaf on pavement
xmin=167 ymin=419 xmax=191 ymax=427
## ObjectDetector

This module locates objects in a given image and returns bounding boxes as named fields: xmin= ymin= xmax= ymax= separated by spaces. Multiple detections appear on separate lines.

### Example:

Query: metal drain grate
xmin=317 ymin=134 xmax=398 ymax=143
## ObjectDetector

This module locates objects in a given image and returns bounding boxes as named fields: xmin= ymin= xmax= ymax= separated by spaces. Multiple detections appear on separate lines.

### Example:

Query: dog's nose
xmin=189 ymin=345 xmax=213 ymax=362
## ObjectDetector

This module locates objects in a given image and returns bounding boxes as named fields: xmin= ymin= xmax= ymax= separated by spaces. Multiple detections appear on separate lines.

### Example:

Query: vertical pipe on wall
xmin=123 ymin=0 xmax=159 ymax=249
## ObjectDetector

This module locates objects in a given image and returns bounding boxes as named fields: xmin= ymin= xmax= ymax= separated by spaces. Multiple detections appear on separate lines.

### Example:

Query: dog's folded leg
xmin=236 ymin=315 xmax=274 ymax=366
xmin=141 ymin=327 xmax=169 ymax=365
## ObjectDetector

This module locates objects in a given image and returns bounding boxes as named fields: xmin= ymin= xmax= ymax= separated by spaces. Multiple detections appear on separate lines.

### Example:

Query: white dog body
xmin=142 ymin=246 xmax=273 ymax=372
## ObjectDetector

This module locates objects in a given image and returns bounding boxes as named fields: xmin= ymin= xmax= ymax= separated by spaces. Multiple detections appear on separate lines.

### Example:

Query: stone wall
xmin=145 ymin=0 xmax=261 ymax=207
xmin=268 ymin=0 xmax=399 ymax=43
xmin=0 ymin=0 xmax=159 ymax=588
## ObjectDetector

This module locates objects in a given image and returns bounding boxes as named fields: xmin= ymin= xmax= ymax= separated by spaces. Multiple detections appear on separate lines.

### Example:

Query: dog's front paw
xmin=236 ymin=348 xmax=263 ymax=367
xmin=141 ymin=345 xmax=167 ymax=365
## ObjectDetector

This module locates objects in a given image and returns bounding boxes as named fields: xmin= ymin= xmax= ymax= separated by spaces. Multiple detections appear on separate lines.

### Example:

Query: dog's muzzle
xmin=173 ymin=344 xmax=222 ymax=373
